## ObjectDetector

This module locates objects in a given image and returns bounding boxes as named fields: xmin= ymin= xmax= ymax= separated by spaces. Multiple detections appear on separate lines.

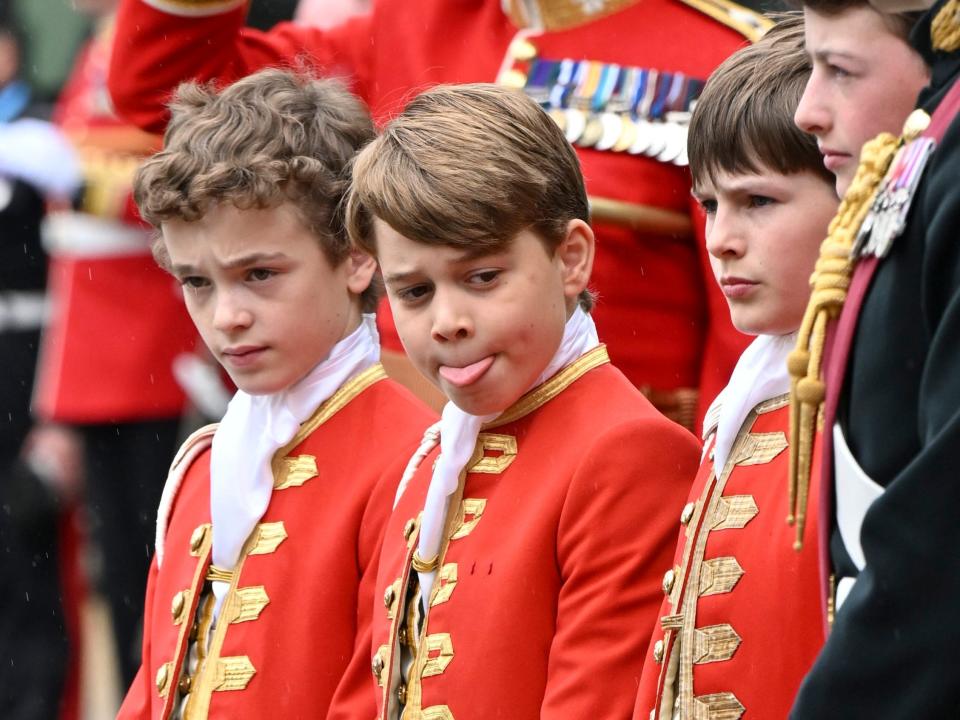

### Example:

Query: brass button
xmin=171 ymin=590 xmax=188 ymax=624
xmin=398 ymin=625 xmax=414 ymax=647
xmin=653 ymin=639 xmax=665 ymax=664
xmin=680 ymin=502 xmax=695 ymax=527
xmin=190 ymin=524 xmax=208 ymax=553
xmin=403 ymin=519 xmax=416 ymax=540
xmin=397 ymin=683 xmax=407 ymax=704
xmin=178 ymin=674 xmax=192 ymax=694
xmin=662 ymin=568 xmax=676 ymax=596
xmin=384 ymin=585 xmax=396 ymax=609
xmin=371 ymin=653 xmax=384 ymax=677
xmin=155 ymin=664 xmax=170 ymax=695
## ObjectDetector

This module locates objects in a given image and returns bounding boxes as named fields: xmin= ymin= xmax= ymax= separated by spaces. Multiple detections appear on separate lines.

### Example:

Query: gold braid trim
xmin=786 ymin=131 xmax=900 ymax=550
xmin=932 ymin=0 xmax=960 ymax=53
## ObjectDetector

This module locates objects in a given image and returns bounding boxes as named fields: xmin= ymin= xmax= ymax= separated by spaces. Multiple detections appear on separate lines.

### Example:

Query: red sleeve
xmin=325 ymin=453 xmax=406 ymax=720
xmin=689 ymin=196 xmax=750 ymax=434
xmin=109 ymin=0 xmax=375 ymax=134
xmin=541 ymin=416 xmax=700 ymax=719
xmin=116 ymin=557 xmax=159 ymax=719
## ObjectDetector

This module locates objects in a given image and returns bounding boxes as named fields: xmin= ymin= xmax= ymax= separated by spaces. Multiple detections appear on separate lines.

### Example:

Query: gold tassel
xmin=786 ymin=132 xmax=900 ymax=550
xmin=932 ymin=0 xmax=960 ymax=53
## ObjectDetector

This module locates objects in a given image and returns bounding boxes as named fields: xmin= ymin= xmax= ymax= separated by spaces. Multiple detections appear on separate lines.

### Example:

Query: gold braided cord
xmin=786 ymin=132 xmax=900 ymax=551
xmin=932 ymin=0 xmax=960 ymax=53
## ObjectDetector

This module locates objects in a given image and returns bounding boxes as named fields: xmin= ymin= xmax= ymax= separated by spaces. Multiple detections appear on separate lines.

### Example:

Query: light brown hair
xmin=688 ymin=14 xmax=834 ymax=190
xmin=134 ymin=68 xmax=378 ymax=309
xmin=344 ymin=82 xmax=594 ymax=310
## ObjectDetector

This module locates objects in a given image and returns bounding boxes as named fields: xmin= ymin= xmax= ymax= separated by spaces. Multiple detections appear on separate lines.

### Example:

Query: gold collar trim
xmin=278 ymin=363 xmax=387 ymax=455
xmin=485 ymin=345 xmax=609 ymax=428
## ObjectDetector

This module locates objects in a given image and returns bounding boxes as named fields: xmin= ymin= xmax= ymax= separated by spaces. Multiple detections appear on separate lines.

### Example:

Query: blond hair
xmin=689 ymin=14 xmax=833 ymax=190
xmin=345 ymin=83 xmax=593 ymax=310
xmin=134 ymin=68 xmax=377 ymax=308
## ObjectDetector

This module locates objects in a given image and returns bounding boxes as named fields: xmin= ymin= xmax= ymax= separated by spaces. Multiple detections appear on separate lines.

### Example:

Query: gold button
xmin=384 ymin=585 xmax=396 ymax=609
xmin=178 ymin=674 xmax=192 ymax=694
xmin=155 ymin=664 xmax=170 ymax=694
xmin=653 ymin=639 xmax=665 ymax=664
xmin=171 ymin=590 xmax=188 ymax=623
xmin=397 ymin=683 xmax=407 ymax=704
xmin=403 ymin=519 xmax=416 ymax=540
xmin=662 ymin=568 xmax=676 ymax=596
xmin=371 ymin=654 xmax=384 ymax=677
xmin=508 ymin=36 xmax=537 ymax=61
xmin=680 ymin=502 xmax=695 ymax=526
xmin=190 ymin=524 xmax=208 ymax=553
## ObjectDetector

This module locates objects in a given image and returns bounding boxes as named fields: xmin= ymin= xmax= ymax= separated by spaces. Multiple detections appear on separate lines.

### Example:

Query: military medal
xmin=855 ymin=109 xmax=934 ymax=259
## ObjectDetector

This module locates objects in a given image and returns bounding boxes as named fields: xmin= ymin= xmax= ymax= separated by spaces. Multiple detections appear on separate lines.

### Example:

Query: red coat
xmin=108 ymin=0 xmax=760 ymax=430
xmin=370 ymin=347 xmax=700 ymax=719
xmin=117 ymin=367 xmax=436 ymax=719
xmin=634 ymin=396 xmax=824 ymax=720
xmin=34 ymin=20 xmax=197 ymax=423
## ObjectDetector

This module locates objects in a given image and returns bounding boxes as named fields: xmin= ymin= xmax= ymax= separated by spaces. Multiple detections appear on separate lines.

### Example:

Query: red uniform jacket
xmin=107 ymin=0 xmax=760 ymax=430
xmin=34 ymin=20 xmax=197 ymax=423
xmin=118 ymin=367 xmax=436 ymax=719
xmin=370 ymin=347 xmax=700 ymax=719
xmin=634 ymin=396 xmax=824 ymax=720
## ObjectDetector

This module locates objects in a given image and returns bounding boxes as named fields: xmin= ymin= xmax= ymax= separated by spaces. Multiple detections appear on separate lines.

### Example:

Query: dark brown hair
xmin=688 ymin=14 xmax=834 ymax=190
xmin=344 ymin=83 xmax=593 ymax=310
xmin=134 ymin=67 xmax=378 ymax=309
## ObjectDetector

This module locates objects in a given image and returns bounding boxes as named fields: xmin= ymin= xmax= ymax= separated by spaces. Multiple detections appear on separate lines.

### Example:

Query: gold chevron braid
xmin=786 ymin=131 xmax=900 ymax=551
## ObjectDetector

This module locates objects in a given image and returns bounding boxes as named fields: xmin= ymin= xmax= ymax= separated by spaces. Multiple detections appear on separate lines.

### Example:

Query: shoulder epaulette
xmin=155 ymin=423 xmax=218 ymax=567
xmin=676 ymin=0 xmax=773 ymax=42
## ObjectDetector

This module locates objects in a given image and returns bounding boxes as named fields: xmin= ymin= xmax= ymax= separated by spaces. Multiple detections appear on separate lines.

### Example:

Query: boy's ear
xmin=344 ymin=249 xmax=378 ymax=295
xmin=557 ymin=219 xmax=595 ymax=300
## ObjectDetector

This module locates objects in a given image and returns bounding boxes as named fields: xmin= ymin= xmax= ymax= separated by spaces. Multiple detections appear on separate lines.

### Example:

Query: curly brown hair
xmin=134 ymin=67 xmax=378 ymax=309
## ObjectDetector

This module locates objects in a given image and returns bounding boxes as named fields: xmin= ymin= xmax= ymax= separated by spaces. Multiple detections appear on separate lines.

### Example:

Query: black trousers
xmin=80 ymin=417 xmax=180 ymax=689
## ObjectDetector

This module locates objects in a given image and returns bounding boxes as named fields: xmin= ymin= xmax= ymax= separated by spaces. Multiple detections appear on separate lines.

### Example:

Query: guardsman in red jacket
xmin=107 ymin=0 xmax=772 ymax=433
xmin=116 ymin=68 xmax=435 ymax=720
xmin=634 ymin=18 xmax=839 ymax=719
xmin=345 ymin=83 xmax=700 ymax=720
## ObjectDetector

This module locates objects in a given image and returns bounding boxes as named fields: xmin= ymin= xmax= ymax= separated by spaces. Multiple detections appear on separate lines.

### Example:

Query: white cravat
xmin=416 ymin=307 xmax=599 ymax=608
xmin=209 ymin=314 xmax=379 ymax=615
xmin=707 ymin=332 xmax=796 ymax=476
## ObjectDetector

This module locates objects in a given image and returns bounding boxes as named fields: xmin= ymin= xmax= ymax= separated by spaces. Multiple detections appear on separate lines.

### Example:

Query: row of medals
xmin=499 ymin=37 xmax=700 ymax=166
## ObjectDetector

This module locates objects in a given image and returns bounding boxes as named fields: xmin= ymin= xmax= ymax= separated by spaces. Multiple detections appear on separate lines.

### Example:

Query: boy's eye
xmin=467 ymin=269 xmax=500 ymax=285
xmin=247 ymin=268 xmax=276 ymax=282
xmin=749 ymin=195 xmax=776 ymax=208
xmin=181 ymin=276 xmax=210 ymax=289
xmin=396 ymin=283 xmax=433 ymax=303
xmin=827 ymin=63 xmax=852 ymax=80
xmin=697 ymin=198 xmax=717 ymax=215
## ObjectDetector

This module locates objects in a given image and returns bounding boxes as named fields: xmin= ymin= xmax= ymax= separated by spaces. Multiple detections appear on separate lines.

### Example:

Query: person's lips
xmin=720 ymin=276 xmax=759 ymax=299
xmin=820 ymin=147 xmax=852 ymax=173
xmin=438 ymin=355 xmax=495 ymax=388
xmin=221 ymin=345 xmax=267 ymax=367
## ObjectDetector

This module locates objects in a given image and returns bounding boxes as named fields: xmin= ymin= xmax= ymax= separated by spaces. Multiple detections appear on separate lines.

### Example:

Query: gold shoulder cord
xmin=933 ymin=0 xmax=960 ymax=53
xmin=785 ymin=132 xmax=900 ymax=550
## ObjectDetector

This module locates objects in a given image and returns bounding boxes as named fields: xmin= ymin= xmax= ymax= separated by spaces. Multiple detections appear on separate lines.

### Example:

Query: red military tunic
xmin=107 ymin=0 xmax=763 ymax=430
xmin=34 ymin=19 xmax=196 ymax=423
xmin=634 ymin=394 xmax=824 ymax=720
xmin=118 ymin=366 xmax=436 ymax=719
xmin=370 ymin=347 xmax=700 ymax=720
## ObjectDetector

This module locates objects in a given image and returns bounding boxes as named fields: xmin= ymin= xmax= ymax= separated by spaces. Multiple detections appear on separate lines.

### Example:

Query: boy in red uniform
xmin=117 ymin=68 xmax=435 ymax=719
xmin=633 ymin=17 xmax=840 ymax=720
xmin=344 ymin=83 xmax=701 ymax=720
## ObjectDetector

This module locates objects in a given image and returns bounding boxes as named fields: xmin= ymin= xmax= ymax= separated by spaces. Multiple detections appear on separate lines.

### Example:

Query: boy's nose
xmin=794 ymin=77 xmax=829 ymax=136
xmin=213 ymin=292 xmax=253 ymax=332
xmin=430 ymin=298 xmax=473 ymax=343
xmin=705 ymin=209 xmax=745 ymax=260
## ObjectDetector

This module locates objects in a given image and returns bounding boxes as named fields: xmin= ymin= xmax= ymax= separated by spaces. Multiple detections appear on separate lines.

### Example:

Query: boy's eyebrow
xmin=382 ymin=246 xmax=503 ymax=285
xmin=170 ymin=252 xmax=290 ymax=276
xmin=811 ymin=48 xmax=858 ymax=63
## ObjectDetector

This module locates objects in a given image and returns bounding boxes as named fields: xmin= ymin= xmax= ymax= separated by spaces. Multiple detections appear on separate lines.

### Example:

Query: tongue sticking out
xmin=438 ymin=356 xmax=494 ymax=388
